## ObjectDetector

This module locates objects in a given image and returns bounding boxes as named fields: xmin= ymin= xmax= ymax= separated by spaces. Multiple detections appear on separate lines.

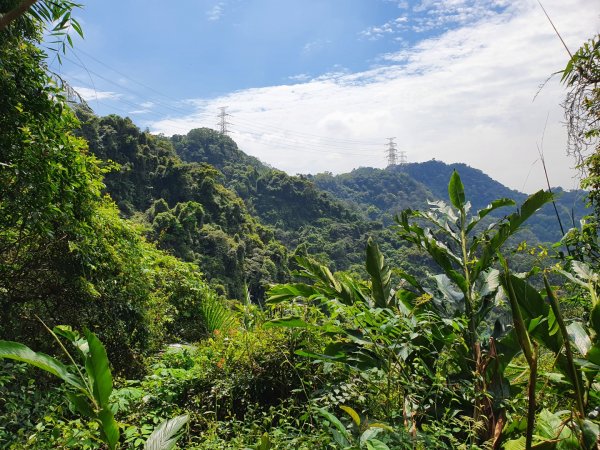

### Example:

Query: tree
xmin=563 ymin=35 xmax=600 ymax=214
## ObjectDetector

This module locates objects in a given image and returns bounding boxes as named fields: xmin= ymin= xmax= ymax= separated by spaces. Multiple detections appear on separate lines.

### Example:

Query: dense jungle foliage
xmin=1 ymin=1 xmax=600 ymax=449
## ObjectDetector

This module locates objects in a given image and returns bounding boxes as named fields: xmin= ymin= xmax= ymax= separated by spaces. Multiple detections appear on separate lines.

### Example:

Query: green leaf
xmin=503 ymin=274 xmax=561 ymax=353
xmin=586 ymin=344 xmax=600 ymax=366
xmin=263 ymin=317 xmax=310 ymax=329
xmin=474 ymin=191 xmax=553 ymax=281
xmin=366 ymin=237 xmax=392 ymax=308
xmin=340 ymin=405 xmax=360 ymax=427
xmin=448 ymin=170 xmax=465 ymax=209
xmin=571 ymin=260 xmax=597 ymax=284
xmin=144 ymin=414 xmax=189 ymax=450
xmin=365 ymin=439 xmax=391 ymax=450
xmin=318 ymin=408 xmax=351 ymax=443
xmin=0 ymin=340 xmax=85 ymax=391
xmin=266 ymin=283 xmax=316 ymax=304
xmin=257 ymin=432 xmax=271 ymax=450
xmin=582 ymin=420 xmax=599 ymax=449
xmin=98 ymin=408 xmax=120 ymax=450
xmin=360 ymin=428 xmax=383 ymax=447
xmin=66 ymin=392 xmax=95 ymax=418
xmin=503 ymin=437 xmax=525 ymax=450
xmin=332 ymin=429 xmax=350 ymax=448
xmin=508 ymin=190 xmax=554 ymax=233
xmin=84 ymin=329 xmax=113 ymax=408
xmin=548 ymin=307 xmax=559 ymax=336
xmin=467 ymin=198 xmax=515 ymax=233
xmin=591 ymin=303 xmax=600 ymax=337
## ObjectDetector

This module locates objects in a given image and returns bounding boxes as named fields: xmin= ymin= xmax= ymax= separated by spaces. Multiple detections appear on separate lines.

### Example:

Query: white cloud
xmin=150 ymin=0 xmax=599 ymax=193
xmin=207 ymin=2 xmax=224 ymax=21
xmin=364 ymin=0 xmax=511 ymax=39
xmin=360 ymin=17 xmax=406 ymax=40
xmin=73 ymin=86 xmax=120 ymax=101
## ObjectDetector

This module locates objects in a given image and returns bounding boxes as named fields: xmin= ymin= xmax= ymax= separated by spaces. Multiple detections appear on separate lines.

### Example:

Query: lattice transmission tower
xmin=385 ymin=137 xmax=398 ymax=166
xmin=399 ymin=150 xmax=407 ymax=166
xmin=217 ymin=106 xmax=231 ymax=135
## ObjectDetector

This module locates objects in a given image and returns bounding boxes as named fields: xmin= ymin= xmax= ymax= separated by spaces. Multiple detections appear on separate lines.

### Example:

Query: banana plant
xmin=0 ymin=324 xmax=189 ymax=449
xmin=266 ymin=238 xmax=456 ymax=428
xmin=394 ymin=171 xmax=553 ymax=443
xmin=395 ymin=171 xmax=552 ymax=364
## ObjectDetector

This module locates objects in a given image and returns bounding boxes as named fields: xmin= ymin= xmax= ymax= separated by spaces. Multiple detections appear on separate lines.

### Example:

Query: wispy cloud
xmin=288 ymin=73 xmax=311 ymax=82
xmin=360 ymin=17 xmax=408 ymax=40
xmin=207 ymin=2 xmax=225 ymax=22
xmin=150 ymin=0 xmax=598 ymax=193
xmin=73 ymin=86 xmax=120 ymax=101
xmin=302 ymin=39 xmax=332 ymax=55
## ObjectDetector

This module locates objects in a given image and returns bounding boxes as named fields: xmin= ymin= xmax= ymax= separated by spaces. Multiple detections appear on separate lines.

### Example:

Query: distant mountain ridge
xmin=310 ymin=161 xmax=588 ymax=243
xmin=168 ymin=126 xmax=588 ymax=244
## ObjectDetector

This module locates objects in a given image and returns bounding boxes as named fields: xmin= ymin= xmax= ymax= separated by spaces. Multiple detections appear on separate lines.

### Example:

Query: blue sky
xmin=59 ymin=0 xmax=492 ymax=98
xmin=52 ymin=0 xmax=599 ymax=192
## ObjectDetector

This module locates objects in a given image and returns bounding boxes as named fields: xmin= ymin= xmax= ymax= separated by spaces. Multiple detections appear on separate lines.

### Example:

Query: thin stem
xmin=35 ymin=316 xmax=97 ymax=407
xmin=537 ymin=1 xmax=572 ymax=59
xmin=460 ymin=208 xmax=476 ymax=360
xmin=502 ymin=268 xmax=538 ymax=448
xmin=526 ymin=343 xmax=538 ymax=450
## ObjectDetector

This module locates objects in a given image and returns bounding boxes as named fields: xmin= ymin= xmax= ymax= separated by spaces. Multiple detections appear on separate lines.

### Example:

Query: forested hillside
xmin=73 ymin=110 xmax=289 ymax=300
xmin=2 ymin=2 xmax=600 ymax=449
xmin=312 ymin=161 xmax=588 ymax=243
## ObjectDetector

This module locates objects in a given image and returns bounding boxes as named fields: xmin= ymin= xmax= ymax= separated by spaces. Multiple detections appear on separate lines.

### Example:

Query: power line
xmin=60 ymin=51 xmax=383 ymax=148
xmin=54 ymin=50 xmax=401 ymax=165
xmin=231 ymin=115 xmax=382 ymax=146
xmin=234 ymin=128 xmax=385 ymax=157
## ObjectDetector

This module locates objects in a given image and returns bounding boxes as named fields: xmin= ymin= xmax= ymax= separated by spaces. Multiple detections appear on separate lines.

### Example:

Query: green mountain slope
xmin=171 ymin=128 xmax=394 ymax=274
xmin=74 ymin=111 xmax=288 ymax=300
xmin=311 ymin=161 xmax=589 ymax=243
